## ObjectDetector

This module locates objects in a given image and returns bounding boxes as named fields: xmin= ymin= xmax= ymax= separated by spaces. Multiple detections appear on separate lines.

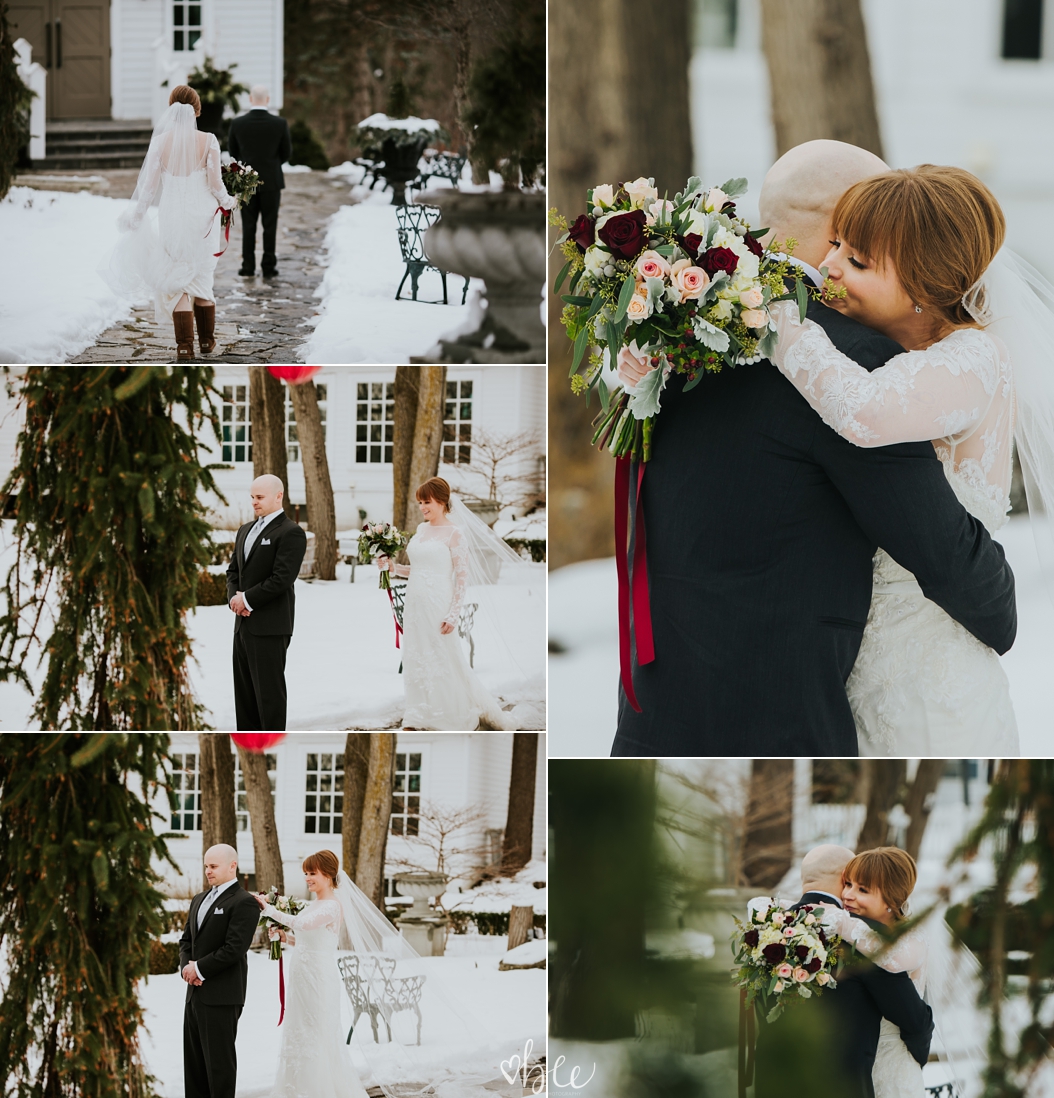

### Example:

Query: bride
xmin=377 ymin=477 xmax=518 ymax=731
xmin=105 ymin=84 xmax=236 ymax=360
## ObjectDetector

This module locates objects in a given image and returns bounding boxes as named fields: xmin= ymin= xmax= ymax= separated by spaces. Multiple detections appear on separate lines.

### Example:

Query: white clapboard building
xmin=155 ymin=732 xmax=546 ymax=905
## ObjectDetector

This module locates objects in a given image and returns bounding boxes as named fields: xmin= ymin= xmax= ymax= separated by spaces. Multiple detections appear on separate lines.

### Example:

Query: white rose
xmin=646 ymin=198 xmax=677 ymax=226
xmin=706 ymin=186 xmax=729 ymax=212
xmin=736 ymin=252 xmax=760 ymax=279
xmin=711 ymin=226 xmax=736 ymax=249
xmin=625 ymin=176 xmax=659 ymax=210
xmin=583 ymin=247 xmax=607 ymax=278
xmin=740 ymin=287 xmax=764 ymax=309
xmin=592 ymin=183 xmax=615 ymax=209
xmin=741 ymin=308 xmax=768 ymax=329
xmin=712 ymin=298 xmax=734 ymax=320
xmin=683 ymin=208 xmax=710 ymax=237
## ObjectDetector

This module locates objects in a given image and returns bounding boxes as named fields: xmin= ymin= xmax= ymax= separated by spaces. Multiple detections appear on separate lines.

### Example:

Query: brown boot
xmin=194 ymin=301 xmax=217 ymax=355
xmin=173 ymin=310 xmax=196 ymax=360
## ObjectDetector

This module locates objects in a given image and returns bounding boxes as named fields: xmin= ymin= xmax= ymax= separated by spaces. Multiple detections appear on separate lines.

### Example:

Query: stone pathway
xmin=58 ymin=170 xmax=355 ymax=363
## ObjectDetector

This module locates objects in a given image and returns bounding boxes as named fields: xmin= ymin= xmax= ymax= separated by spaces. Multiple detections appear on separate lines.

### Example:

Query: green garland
xmin=0 ymin=366 xmax=224 ymax=730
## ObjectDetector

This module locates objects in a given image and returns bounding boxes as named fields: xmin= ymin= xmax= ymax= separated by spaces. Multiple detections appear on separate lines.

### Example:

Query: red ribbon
xmin=615 ymin=457 xmax=655 ymax=712
xmin=210 ymin=207 xmax=232 ymax=257
xmin=386 ymin=586 xmax=403 ymax=649
xmin=278 ymin=952 xmax=285 ymax=1025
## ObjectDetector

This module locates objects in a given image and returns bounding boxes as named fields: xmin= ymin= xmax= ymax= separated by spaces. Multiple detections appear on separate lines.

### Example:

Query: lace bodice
xmin=393 ymin=522 xmax=468 ymax=625
xmin=263 ymin=899 xmax=342 ymax=952
xmin=129 ymin=131 xmax=235 ymax=226
xmin=821 ymin=907 xmax=926 ymax=993
xmin=769 ymin=302 xmax=1014 ymax=534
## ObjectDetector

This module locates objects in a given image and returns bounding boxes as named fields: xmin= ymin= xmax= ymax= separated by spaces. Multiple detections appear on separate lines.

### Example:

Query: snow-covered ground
xmin=549 ymin=513 xmax=1054 ymax=756
xmin=0 ymin=187 xmax=133 ymax=363
xmin=442 ymin=859 xmax=547 ymax=917
xmin=140 ymin=948 xmax=544 ymax=1098
xmin=301 ymin=166 xmax=486 ymax=364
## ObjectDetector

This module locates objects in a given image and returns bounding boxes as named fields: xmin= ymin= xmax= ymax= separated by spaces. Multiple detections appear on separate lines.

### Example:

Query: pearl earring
xmin=914 ymin=304 xmax=923 ymax=313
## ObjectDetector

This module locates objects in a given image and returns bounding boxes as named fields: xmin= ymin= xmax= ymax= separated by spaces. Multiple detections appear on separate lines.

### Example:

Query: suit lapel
xmin=199 ymin=883 xmax=237 ymax=930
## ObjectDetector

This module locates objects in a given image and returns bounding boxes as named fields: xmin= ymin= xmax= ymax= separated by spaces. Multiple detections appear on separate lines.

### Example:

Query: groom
xmin=179 ymin=845 xmax=260 ymax=1098
xmin=226 ymin=474 xmax=306 ymax=730
xmin=753 ymin=845 xmax=933 ymax=1098
xmin=611 ymin=138 xmax=1017 ymax=757
xmin=228 ymin=85 xmax=292 ymax=278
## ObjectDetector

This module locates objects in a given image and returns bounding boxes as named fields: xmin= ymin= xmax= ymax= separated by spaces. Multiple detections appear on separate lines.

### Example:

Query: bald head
xmin=250 ymin=474 xmax=284 ymax=519
xmin=203 ymin=844 xmax=239 ymax=887
xmin=758 ymin=139 xmax=889 ymax=268
xmin=801 ymin=844 xmax=855 ymax=897
xmin=250 ymin=85 xmax=270 ymax=106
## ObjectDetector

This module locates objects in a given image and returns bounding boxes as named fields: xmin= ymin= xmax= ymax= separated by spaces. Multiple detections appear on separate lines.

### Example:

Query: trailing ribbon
xmin=385 ymin=585 xmax=403 ymax=649
xmin=737 ymin=988 xmax=755 ymax=1098
xmin=278 ymin=951 xmax=286 ymax=1025
xmin=615 ymin=457 xmax=655 ymax=712
xmin=210 ymin=207 xmax=233 ymax=257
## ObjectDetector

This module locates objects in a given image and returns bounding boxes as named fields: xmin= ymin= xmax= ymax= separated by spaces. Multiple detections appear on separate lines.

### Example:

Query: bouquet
xmin=214 ymin=156 xmax=262 ymax=252
xmin=731 ymin=899 xmax=842 ymax=1023
xmin=258 ymin=886 xmax=307 ymax=960
xmin=358 ymin=522 xmax=410 ymax=590
xmin=550 ymin=175 xmax=833 ymax=462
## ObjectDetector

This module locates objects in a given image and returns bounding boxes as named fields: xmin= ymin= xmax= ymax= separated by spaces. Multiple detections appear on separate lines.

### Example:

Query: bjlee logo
xmin=500 ymin=1038 xmax=597 ymax=1094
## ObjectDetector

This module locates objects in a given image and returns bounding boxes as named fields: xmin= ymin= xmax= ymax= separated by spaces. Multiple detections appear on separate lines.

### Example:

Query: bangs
xmin=831 ymin=173 xmax=908 ymax=265
xmin=415 ymin=485 xmax=437 ymax=502
xmin=842 ymin=851 xmax=880 ymax=890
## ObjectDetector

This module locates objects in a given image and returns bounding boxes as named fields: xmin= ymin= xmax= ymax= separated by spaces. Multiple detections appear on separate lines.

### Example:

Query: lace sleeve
xmin=263 ymin=899 xmax=340 ymax=932
xmin=124 ymin=140 xmax=164 ymax=227
xmin=822 ymin=908 xmax=926 ymax=973
xmin=769 ymin=301 xmax=999 ymax=447
xmin=445 ymin=528 xmax=468 ymax=626
xmin=207 ymin=137 xmax=237 ymax=210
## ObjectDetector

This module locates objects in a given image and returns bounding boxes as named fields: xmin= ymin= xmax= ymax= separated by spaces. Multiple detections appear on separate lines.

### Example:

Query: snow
xmin=548 ymin=514 xmax=1054 ymax=756
xmin=0 ymin=187 xmax=134 ymax=363
xmin=281 ymin=163 xmax=313 ymax=174
xmin=500 ymin=939 xmax=546 ymax=967
xmin=301 ymin=185 xmax=484 ymax=364
xmin=357 ymin=114 xmax=444 ymax=134
xmin=443 ymin=860 xmax=547 ymax=916
xmin=139 ymin=948 xmax=545 ymax=1098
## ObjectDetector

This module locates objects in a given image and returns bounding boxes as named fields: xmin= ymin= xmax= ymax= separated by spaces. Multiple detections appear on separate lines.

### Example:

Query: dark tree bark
xmin=548 ymin=0 xmax=693 ymax=567
xmin=903 ymin=760 xmax=946 ymax=861
xmin=235 ymin=745 xmax=283 ymax=893
xmin=342 ymin=733 xmax=371 ymax=882
xmin=198 ymin=734 xmax=238 ymax=858
xmin=857 ymin=760 xmax=907 ymax=851
xmin=392 ymin=367 xmax=421 ymax=534
xmin=759 ymin=0 xmax=884 ymax=158
xmin=287 ymin=381 xmax=338 ymax=581
xmin=742 ymin=760 xmax=795 ymax=889
xmin=407 ymin=367 xmax=447 ymax=505
xmin=507 ymin=905 xmax=534 ymax=950
xmin=501 ymin=733 xmax=538 ymax=875
xmin=356 ymin=733 xmax=396 ymax=908
xmin=249 ymin=368 xmax=293 ymax=521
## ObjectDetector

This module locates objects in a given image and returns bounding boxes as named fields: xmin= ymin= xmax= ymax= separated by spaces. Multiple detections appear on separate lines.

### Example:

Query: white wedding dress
xmin=770 ymin=303 xmax=1020 ymax=755
xmin=392 ymin=522 xmax=510 ymax=730
xmin=261 ymin=898 xmax=369 ymax=1098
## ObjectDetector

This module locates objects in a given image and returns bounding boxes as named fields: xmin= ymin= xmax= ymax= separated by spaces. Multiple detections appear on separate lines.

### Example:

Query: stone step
xmin=37 ymin=151 xmax=149 ymax=170
xmin=45 ymin=138 xmax=151 ymax=155
xmin=39 ymin=119 xmax=153 ymax=170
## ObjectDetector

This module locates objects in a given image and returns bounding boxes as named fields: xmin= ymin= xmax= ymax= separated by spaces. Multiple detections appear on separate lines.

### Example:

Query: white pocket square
xmin=261 ymin=538 xmax=271 ymax=545
xmin=215 ymin=908 xmax=224 ymax=914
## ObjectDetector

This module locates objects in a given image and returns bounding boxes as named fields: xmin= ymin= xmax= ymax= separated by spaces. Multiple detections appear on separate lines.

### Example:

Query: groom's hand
xmin=181 ymin=961 xmax=203 ymax=985
xmin=617 ymin=346 xmax=656 ymax=387
xmin=229 ymin=592 xmax=251 ymax=616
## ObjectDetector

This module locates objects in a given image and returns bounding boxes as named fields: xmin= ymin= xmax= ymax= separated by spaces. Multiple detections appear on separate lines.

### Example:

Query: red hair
xmin=302 ymin=850 xmax=339 ymax=885
xmin=416 ymin=476 xmax=451 ymax=512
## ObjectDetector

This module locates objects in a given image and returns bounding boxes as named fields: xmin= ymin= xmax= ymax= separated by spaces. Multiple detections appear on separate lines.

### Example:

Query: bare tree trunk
xmin=507 ymin=905 xmax=534 ymax=950
xmin=548 ymin=0 xmax=693 ymax=568
xmin=856 ymin=760 xmax=907 ymax=851
xmin=501 ymin=733 xmax=538 ymax=876
xmin=287 ymin=381 xmax=337 ymax=581
xmin=759 ymin=0 xmax=884 ymax=158
xmin=903 ymin=760 xmax=946 ymax=861
xmin=356 ymin=733 xmax=396 ymax=909
xmin=742 ymin=760 xmax=794 ymax=889
xmin=342 ymin=733 xmax=371 ymax=882
xmin=198 ymin=734 xmax=238 ymax=859
xmin=235 ymin=745 xmax=283 ymax=893
xmin=392 ymin=366 xmax=420 ymax=534
xmin=407 ymin=367 xmax=447 ymax=504
xmin=249 ymin=368 xmax=293 ymax=521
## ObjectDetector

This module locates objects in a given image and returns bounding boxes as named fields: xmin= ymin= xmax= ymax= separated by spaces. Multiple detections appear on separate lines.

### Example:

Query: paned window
xmin=694 ymin=0 xmax=737 ymax=50
xmin=390 ymin=752 xmax=422 ymax=836
xmin=234 ymin=753 xmax=277 ymax=832
xmin=305 ymin=752 xmax=343 ymax=834
xmin=355 ymin=382 xmax=394 ymax=464
xmin=285 ymin=385 xmax=327 ymax=463
xmin=171 ymin=753 xmax=202 ymax=831
xmin=442 ymin=380 xmax=472 ymax=465
xmin=221 ymin=385 xmax=251 ymax=463
xmin=1002 ymin=0 xmax=1043 ymax=59
xmin=173 ymin=0 xmax=202 ymax=51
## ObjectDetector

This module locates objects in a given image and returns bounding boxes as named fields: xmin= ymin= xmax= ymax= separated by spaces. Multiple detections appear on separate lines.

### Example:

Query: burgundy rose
xmin=818 ymin=929 xmax=828 ymax=946
xmin=701 ymin=247 xmax=739 ymax=277
xmin=744 ymin=233 xmax=764 ymax=258
xmin=569 ymin=214 xmax=596 ymax=252
xmin=598 ymin=209 xmax=648 ymax=260
xmin=762 ymin=943 xmax=786 ymax=965
xmin=680 ymin=232 xmax=703 ymax=260
xmin=744 ymin=929 xmax=760 ymax=948
xmin=794 ymin=944 xmax=809 ymax=961
xmin=804 ymin=957 xmax=823 ymax=974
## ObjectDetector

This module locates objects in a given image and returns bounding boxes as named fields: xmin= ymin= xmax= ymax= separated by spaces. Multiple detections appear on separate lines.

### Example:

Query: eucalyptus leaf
xmin=795 ymin=276 xmax=809 ymax=322
xmin=571 ymin=326 xmax=589 ymax=373
xmin=554 ymin=260 xmax=571 ymax=293
xmin=584 ymin=295 xmax=605 ymax=322
xmin=613 ymin=273 xmax=637 ymax=323
xmin=597 ymin=375 xmax=610 ymax=412
xmin=569 ymin=268 xmax=582 ymax=293
xmin=561 ymin=294 xmax=593 ymax=306
xmin=605 ymin=318 xmax=623 ymax=362
xmin=654 ymin=244 xmax=676 ymax=258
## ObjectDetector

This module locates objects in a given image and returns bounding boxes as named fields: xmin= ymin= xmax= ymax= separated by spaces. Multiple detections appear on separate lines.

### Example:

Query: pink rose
xmin=635 ymin=250 xmax=671 ymax=280
xmin=816 ymin=972 xmax=830 ymax=986
xmin=793 ymin=967 xmax=811 ymax=983
xmin=626 ymin=291 xmax=649 ymax=321
xmin=669 ymin=259 xmax=710 ymax=302
xmin=773 ymin=980 xmax=785 ymax=993
xmin=741 ymin=308 xmax=768 ymax=329
xmin=739 ymin=287 xmax=764 ymax=309
xmin=784 ymin=927 xmax=795 ymax=937
xmin=776 ymin=963 xmax=793 ymax=979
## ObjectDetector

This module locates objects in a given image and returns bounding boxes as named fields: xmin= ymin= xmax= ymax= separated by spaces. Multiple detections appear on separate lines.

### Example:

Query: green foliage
xmin=386 ymin=75 xmax=413 ymax=120
xmin=187 ymin=56 xmax=249 ymax=111
xmin=0 ymin=2 xmax=34 ymax=199
xmin=501 ymin=537 xmax=545 ymax=563
xmin=0 ymin=367 xmax=225 ymax=730
xmin=195 ymin=570 xmax=228 ymax=607
xmin=446 ymin=909 xmax=546 ymax=936
xmin=149 ymin=937 xmax=181 ymax=975
xmin=0 ymin=734 xmax=178 ymax=1097
xmin=288 ymin=118 xmax=330 ymax=170
xmin=461 ymin=7 xmax=544 ymax=188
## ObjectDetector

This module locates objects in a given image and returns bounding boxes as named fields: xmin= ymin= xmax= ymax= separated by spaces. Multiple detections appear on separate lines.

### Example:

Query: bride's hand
xmin=617 ymin=345 xmax=656 ymax=387
xmin=376 ymin=554 xmax=389 ymax=570
xmin=440 ymin=621 xmax=455 ymax=635
xmin=250 ymin=892 xmax=268 ymax=909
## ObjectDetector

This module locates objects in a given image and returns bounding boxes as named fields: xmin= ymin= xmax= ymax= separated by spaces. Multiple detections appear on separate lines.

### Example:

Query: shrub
xmin=0 ymin=3 xmax=33 ymax=199
xmin=196 ymin=570 xmax=228 ymax=607
xmin=503 ymin=538 xmax=546 ymax=563
xmin=288 ymin=119 xmax=329 ymax=170
xmin=447 ymin=911 xmax=546 ymax=936
xmin=150 ymin=939 xmax=181 ymax=975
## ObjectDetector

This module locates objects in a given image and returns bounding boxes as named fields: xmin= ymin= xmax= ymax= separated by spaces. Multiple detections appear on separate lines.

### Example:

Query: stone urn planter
xmin=393 ymin=872 xmax=450 ymax=957
xmin=378 ymin=135 xmax=428 ymax=205
xmin=410 ymin=190 xmax=545 ymax=364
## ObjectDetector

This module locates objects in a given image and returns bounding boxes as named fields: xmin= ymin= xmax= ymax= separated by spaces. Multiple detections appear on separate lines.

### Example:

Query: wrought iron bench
xmin=387 ymin=578 xmax=479 ymax=669
xmin=338 ymin=953 xmax=427 ymax=1046
xmin=412 ymin=151 xmax=467 ymax=191
xmin=395 ymin=203 xmax=470 ymax=305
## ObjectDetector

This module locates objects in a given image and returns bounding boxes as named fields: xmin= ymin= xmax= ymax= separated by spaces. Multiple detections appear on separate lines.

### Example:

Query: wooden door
xmin=7 ymin=0 xmax=110 ymax=120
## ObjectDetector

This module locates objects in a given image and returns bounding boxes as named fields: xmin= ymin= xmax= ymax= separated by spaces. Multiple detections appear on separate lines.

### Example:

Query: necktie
xmin=244 ymin=516 xmax=267 ymax=557
xmin=198 ymin=886 xmax=219 ymax=929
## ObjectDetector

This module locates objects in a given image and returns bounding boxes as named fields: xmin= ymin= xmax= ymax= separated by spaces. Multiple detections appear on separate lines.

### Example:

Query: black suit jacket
xmin=225 ymin=512 xmax=307 ymax=636
xmin=753 ymin=893 xmax=934 ymax=1098
xmin=612 ymin=301 xmax=1016 ymax=757
xmin=228 ymin=109 xmax=292 ymax=194
xmin=178 ymin=883 xmax=260 ymax=1006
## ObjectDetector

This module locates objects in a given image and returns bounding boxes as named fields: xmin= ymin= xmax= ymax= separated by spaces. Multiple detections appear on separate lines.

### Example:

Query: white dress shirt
xmin=190 ymin=877 xmax=239 ymax=982
xmin=240 ymin=508 xmax=284 ymax=611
